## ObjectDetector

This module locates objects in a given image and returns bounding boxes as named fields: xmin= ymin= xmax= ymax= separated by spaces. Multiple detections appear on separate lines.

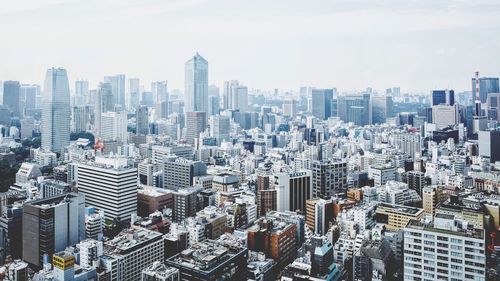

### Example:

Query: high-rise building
xmin=209 ymin=115 xmax=230 ymax=145
xmin=185 ymin=53 xmax=208 ymax=114
xmin=151 ymin=81 xmax=168 ymax=104
xmin=0 ymin=204 xmax=23 ymax=262
xmin=100 ymin=110 xmax=128 ymax=142
xmin=369 ymin=165 xmax=396 ymax=186
xmin=163 ymin=156 xmax=206 ymax=190
xmin=94 ymin=82 xmax=113 ymax=138
xmin=274 ymin=170 xmax=312 ymax=213
xmin=337 ymin=93 xmax=371 ymax=125
xmin=128 ymin=78 xmax=140 ymax=110
xmin=19 ymin=84 xmax=39 ymax=115
xmin=172 ymin=186 xmax=202 ymax=222
xmin=305 ymin=198 xmax=334 ymax=235
xmin=404 ymin=215 xmax=486 ymax=281
xmin=432 ymin=104 xmax=459 ymax=129
xmin=185 ymin=111 xmax=206 ymax=144
xmin=102 ymin=228 xmax=164 ymax=281
xmin=391 ymin=132 xmax=421 ymax=160
xmin=312 ymin=160 xmax=347 ymax=198
xmin=311 ymin=89 xmax=333 ymax=120
xmin=431 ymin=89 xmax=455 ymax=106
xmin=371 ymin=95 xmax=393 ymax=124
xmin=478 ymin=129 xmax=500 ymax=163
xmin=22 ymin=193 xmax=85 ymax=268
xmin=41 ymin=68 xmax=71 ymax=153
xmin=75 ymin=80 xmax=89 ymax=106
xmin=136 ymin=105 xmax=149 ymax=135
xmin=282 ymin=99 xmax=297 ymax=118
xmin=223 ymin=80 xmax=239 ymax=110
xmin=104 ymin=74 xmax=126 ymax=108
xmin=76 ymin=157 xmax=137 ymax=222
xmin=487 ymin=93 xmax=500 ymax=121
xmin=72 ymin=105 xmax=90 ymax=133
xmin=472 ymin=75 xmax=499 ymax=103
xmin=3 ymin=81 xmax=20 ymax=117
xmin=229 ymin=84 xmax=248 ymax=111
xmin=207 ymin=95 xmax=220 ymax=117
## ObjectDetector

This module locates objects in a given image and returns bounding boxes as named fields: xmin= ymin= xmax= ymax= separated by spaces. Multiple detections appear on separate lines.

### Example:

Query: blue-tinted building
xmin=431 ymin=89 xmax=454 ymax=106
xmin=311 ymin=89 xmax=333 ymax=120
xmin=472 ymin=77 xmax=499 ymax=103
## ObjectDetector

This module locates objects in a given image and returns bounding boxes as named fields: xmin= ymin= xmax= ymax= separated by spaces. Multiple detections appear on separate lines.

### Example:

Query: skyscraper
xmin=431 ymin=89 xmax=455 ymax=106
xmin=19 ymin=84 xmax=39 ymax=116
xmin=371 ymin=95 xmax=393 ymax=124
xmin=104 ymin=74 xmax=126 ymax=108
xmin=72 ymin=106 xmax=90 ymax=133
xmin=128 ymin=78 xmax=140 ymax=110
xmin=185 ymin=111 xmax=207 ymax=144
xmin=337 ymin=93 xmax=371 ymax=125
xmin=75 ymin=80 xmax=89 ymax=106
xmin=311 ymin=89 xmax=333 ymax=120
xmin=185 ymin=53 xmax=208 ymax=114
xmin=472 ymin=75 xmax=499 ymax=103
xmin=136 ymin=105 xmax=149 ymax=135
xmin=94 ymin=82 xmax=113 ymax=138
xmin=209 ymin=115 xmax=230 ymax=145
xmin=41 ymin=68 xmax=71 ymax=154
xmin=3 ymin=81 xmax=20 ymax=117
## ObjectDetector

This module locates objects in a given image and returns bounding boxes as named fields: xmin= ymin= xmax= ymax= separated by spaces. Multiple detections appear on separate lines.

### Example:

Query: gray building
xmin=22 ymin=193 xmax=85 ymax=268
xmin=311 ymin=89 xmax=333 ymax=120
xmin=312 ymin=160 xmax=347 ymax=198
xmin=337 ymin=93 xmax=371 ymax=126
xmin=163 ymin=156 xmax=207 ymax=191
xmin=478 ymin=129 xmax=500 ymax=163
xmin=3 ymin=81 xmax=20 ymax=117
xmin=472 ymin=76 xmax=499 ymax=103
xmin=185 ymin=53 xmax=208 ymax=114
xmin=371 ymin=95 xmax=393 ymax=124
xmin=185 ymin=111 xmax=206 ymax=144
xmin=136 ymin=105 xmax=149 ymax=135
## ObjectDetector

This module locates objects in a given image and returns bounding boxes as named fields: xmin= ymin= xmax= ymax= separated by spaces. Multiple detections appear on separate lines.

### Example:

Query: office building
xmin=306 ymin=198 xmax=334 ymax=235
xmin=22 ymin=193 xmax=85 ymax=268
xmin=41 ymin=68 xmax=71 ymax=153
xmin=369 ymin=165 xmax=397 ymax=186
xmin=3 ymin=81 xmax=20 ymax=117
xmin=100 ymin=110 xmax=128 ymax=142
xmin=72 ymin=105 xmax=90 ymax=133
xmin=185 ymin=111 xmax=206 ymax=144
xmin=19 ymin=84 xmax=39 ymax=115
xmin=94 ymin=82 xmax=113 ymax=137
xmin=312 ymin=160 xmax=347 ymax=198
xmin=172 ymin=186 xmax=202 ymax=222
xmin=472 ymin=75 xmax=499 ymax=103
xmin=404 ymin=214 xmax=486 ymax=281
xmin=0 ymin=204 xmax=23 ymax=262
xmin=422 ymin=186 xmax=448 ymax=216
xmin=337 ymin=93 xmax=371 ymax=126
xmin=274 ymin=170 xmax=312 ymax=213
xmin=209 ymin=115 xmax=230 ymax=145
xmin=74 ymin=80 xmax=89 ymax=105
xmin=478 ymin=129 xmax=500 ymax=163
xmin=282 ymin=99 xmax=297 ymax=118
xmin=136 ymin=105 xmax=149 ymax=135
xmin=138 ymin=186 xmax=173 ymax=217
xmin=103 ymin=228 xmax=164 ymax=281
xmin=76 ymin=157 xmax=137 ymax=222
xmin=431 ymin=89 xmax=455 ymax=106
xmin=391 ymin=132 xmax=421 ymax=160
xmin=247 ymin=218 xmax=297 ymax=270
xmin=375 ymin=203 xmax=423 ymax=231
xmin=487 ymin=92 xmax=500 ymax=120
xmin=185 ymin=53 xmax=208 ymax=114
xmin=104 ymin=74 xmax=126 ymax=108
xmin=165 ymin=239 xmax=247 ymax=281
xmin=371 ymin=95 xmax=394 ymax=124
xmin=311 ymin=89 xmax=333 ymax=120
xmin=432 ymin=104 xmax=459 ymax=129
xmin=163 ymin=156 xmax=207 ymax=190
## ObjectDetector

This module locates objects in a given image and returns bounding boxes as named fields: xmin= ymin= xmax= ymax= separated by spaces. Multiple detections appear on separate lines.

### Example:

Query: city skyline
xmin=0 ymin=0 xmax=500 ymax=92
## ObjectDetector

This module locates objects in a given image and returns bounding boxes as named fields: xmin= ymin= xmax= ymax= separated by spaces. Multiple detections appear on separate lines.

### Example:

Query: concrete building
xmin=141 ymin=261 xmax=180 ymax=281
xmin=274 ymin=170 xmax=312 ymax=213
xmin=404 ymin=214 xmax=486 ymax=281
xmin=163 ymin=156 xmax=206 ymax=191
xmin=76 ymin=156 xmax=137 ymax=222
xmin=312 ymin=160 xmax=347 ymax=198
xmin=22 ymin=193 xmax=85 ymax=268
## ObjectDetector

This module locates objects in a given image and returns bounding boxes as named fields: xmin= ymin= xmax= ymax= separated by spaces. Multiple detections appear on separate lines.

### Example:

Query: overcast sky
xmin=0 ymin=0 xmax=499 ymax=93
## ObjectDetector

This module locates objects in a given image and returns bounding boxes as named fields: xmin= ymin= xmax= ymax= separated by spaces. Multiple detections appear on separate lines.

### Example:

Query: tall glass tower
xmin=184 ymin=53 xmax=208 ymax=113
xmin=42 ymin=67 xmax=70 ymax=153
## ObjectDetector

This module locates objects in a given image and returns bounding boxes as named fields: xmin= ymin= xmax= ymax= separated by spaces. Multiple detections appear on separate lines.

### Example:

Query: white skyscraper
xmin=41 ymin=67 xmax=70 ymax=154
xmin=185 ymin=53 xmax=208 ymax=113
xmin=75 ymin=80 xmax=89 ymax=106
xmin=127 ymin=78 xmax=140 ymax=110
xmin=94 ymin=82 xmax=113 ymax=138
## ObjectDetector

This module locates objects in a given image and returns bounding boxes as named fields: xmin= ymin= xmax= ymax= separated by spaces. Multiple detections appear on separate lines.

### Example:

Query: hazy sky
xmin=1 ymin=0 xmax=499 ymax=93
